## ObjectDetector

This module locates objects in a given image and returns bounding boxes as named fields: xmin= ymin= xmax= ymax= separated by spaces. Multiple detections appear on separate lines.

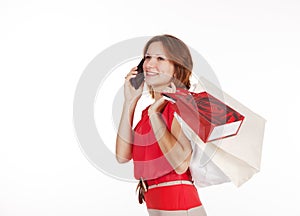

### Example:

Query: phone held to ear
xmin=130 ymin=59 xmax=145 ymax=89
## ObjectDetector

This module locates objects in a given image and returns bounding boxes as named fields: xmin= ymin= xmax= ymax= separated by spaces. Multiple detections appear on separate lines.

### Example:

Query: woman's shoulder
xmin=163 ymin=101 xmax=178 ymax=115
xmin=141 ymin=104 xmax=151 ymax=116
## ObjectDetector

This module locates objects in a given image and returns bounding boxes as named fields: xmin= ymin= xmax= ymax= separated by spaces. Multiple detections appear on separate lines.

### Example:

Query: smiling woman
xmin=143 ymin=35 xmax=192 ymax=99
xmin=116 ymin=34 xmax=207 ymax=216
xmin=143 ymin=42 xmax=175 ymax=89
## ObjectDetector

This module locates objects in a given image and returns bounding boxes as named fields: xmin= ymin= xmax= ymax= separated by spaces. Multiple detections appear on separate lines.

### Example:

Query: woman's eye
xmin=157 ymin=57 xmax=165 ymax=61
xmin=145 ymin=55 xmax=151 ymax=59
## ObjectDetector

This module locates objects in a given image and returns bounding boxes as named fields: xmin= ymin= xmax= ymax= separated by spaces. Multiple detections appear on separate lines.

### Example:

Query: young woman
xmin=116 ymin=35 xmax=207 ymax=216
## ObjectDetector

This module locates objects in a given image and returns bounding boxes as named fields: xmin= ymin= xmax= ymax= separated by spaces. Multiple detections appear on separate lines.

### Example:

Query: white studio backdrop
xmin=0 ymin=0 xmax=299 ymax=215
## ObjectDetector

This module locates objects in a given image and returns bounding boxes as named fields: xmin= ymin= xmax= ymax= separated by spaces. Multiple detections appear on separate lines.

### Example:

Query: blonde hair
xmin=143 ymin=34 xmax=193 ymax=98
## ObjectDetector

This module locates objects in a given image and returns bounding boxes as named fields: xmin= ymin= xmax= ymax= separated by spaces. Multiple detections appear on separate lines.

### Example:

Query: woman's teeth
xmin=146 ymin=71 xmax=159 ymax=76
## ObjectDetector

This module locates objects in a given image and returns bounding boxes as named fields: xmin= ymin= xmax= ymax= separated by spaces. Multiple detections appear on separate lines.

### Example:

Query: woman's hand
xmin=148 ymin=82 xmax=176 ymax=116
xmin=124 ymin=66 xmax=144 ymax=104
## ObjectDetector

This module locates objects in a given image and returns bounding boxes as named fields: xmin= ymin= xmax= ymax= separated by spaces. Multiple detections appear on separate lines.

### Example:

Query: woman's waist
xmin=146 ymin=170 xmax=192 ymax=186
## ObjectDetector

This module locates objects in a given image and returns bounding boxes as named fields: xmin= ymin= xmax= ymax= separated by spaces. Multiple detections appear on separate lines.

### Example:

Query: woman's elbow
xmin=115 ymin=139 xmax=133 ymax=163
xmin=115 ymin=155 xmax=131 ymax=164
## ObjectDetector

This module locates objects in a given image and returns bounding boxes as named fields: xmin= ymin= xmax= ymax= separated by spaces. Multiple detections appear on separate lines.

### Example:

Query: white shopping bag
xmin=176 ymin=77 xmax=266 ymax=187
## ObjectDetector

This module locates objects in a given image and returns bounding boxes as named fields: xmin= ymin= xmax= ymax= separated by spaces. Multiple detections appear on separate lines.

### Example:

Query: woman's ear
xmin=171 ymin=73 xmax=176 ymax=83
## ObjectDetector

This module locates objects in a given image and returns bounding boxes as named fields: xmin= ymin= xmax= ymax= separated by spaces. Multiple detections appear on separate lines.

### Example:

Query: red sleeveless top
xmin=132 ymin=102 xmax=192 ymax=185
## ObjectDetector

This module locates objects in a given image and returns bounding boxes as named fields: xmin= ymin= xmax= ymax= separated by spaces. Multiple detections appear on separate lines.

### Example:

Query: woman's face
xmin=143 ymin=41 xmax=175 ymax=90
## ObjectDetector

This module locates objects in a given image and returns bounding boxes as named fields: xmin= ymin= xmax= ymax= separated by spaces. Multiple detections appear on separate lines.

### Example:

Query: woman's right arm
xmin=115 ymin=67 xmax=143 ymax=163
xmin=115 ymin=100 xmax=137 ymax=163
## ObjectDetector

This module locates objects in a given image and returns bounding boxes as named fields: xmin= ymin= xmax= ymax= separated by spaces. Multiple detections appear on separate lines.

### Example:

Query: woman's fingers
xmin=149 ymin=97 xmax=168 ymax=115
xmin=125 ymin=67 xmax=138 ymax=81
xmin=161 ymin=82 xmax=177 ymax=93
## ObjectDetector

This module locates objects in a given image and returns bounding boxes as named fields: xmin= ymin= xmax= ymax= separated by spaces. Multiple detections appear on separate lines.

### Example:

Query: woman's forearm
xmin=149 ymin=112 xmax=191 ymax=170
xmin=115 ymin=101 xmax=137 ymax=163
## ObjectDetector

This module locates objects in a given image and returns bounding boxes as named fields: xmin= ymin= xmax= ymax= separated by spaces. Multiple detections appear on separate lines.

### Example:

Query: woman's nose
xmin=145 ymin=58 xmax=157 ymax=68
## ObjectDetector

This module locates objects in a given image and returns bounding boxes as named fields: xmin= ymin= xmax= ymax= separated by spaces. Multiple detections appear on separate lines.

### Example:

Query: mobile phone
xmin=130 ymin=58 xmax=145 ymax=89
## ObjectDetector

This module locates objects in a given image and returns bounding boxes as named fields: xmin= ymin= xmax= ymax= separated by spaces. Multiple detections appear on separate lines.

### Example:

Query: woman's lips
xmin=146 ymin=71 xmax=159 ymax=76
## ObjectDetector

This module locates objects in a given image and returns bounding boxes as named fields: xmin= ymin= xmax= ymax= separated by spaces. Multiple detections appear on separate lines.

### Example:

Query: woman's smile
xmin=145 ymin=71 xmax=159 ymax=77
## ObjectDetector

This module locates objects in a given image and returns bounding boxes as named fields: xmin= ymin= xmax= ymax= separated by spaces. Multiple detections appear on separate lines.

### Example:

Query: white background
xmin=1 ymin=0 xmax=300 ymax=215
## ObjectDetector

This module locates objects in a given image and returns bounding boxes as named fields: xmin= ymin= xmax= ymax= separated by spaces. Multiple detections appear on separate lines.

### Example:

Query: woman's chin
xmin=144 ymin=77 xmax=157 ymax=86
xmin=146 ymin=82 xmax=172 ymax=91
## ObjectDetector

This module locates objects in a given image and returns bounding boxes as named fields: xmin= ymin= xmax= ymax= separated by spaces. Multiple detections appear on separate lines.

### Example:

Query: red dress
xmin=132 ymin=102 xmax=203 ymax=212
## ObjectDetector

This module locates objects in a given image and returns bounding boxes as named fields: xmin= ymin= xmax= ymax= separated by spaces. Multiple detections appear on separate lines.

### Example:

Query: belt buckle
xmin=140 ymin=177 xmax=148 ymax=192
xmin=136 ymin=177 xmax=148 ymax=204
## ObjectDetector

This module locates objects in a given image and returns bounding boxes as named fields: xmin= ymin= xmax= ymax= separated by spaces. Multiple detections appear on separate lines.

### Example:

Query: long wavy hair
xmin=143 ymin=34 xmax=193 ymax=98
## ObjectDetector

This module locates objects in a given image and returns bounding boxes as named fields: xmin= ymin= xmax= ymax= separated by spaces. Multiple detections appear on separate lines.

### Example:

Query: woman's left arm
xmin=148 ymin=99 xmax=192 ymax=174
